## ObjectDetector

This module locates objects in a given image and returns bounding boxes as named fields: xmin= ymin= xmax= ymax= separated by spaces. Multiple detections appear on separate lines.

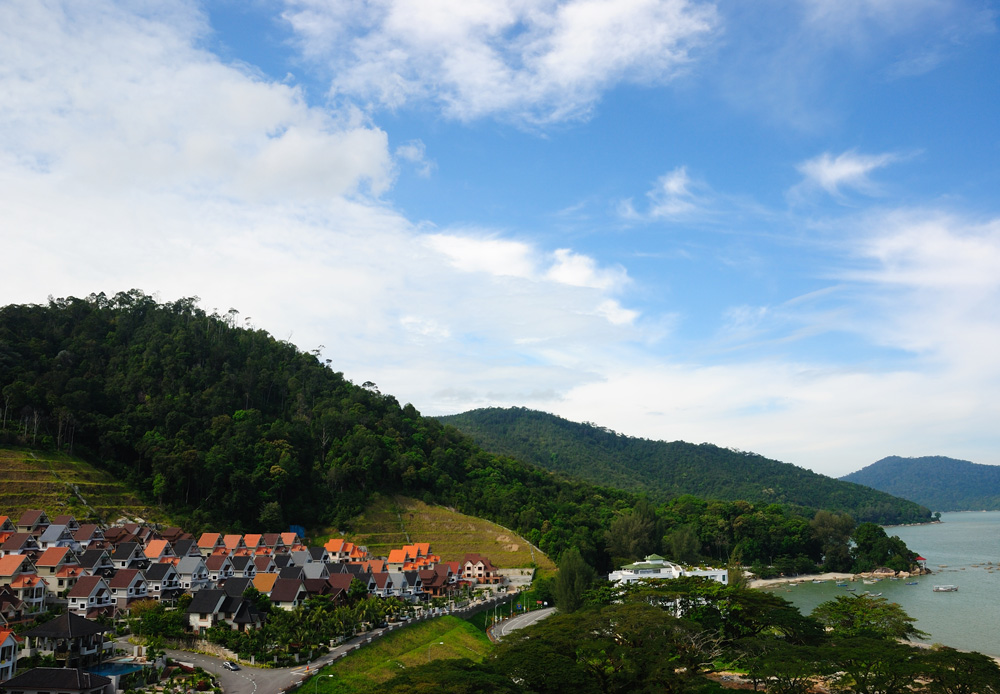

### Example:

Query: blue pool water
xmin=89 ymin=661 xmax=145 ymax=676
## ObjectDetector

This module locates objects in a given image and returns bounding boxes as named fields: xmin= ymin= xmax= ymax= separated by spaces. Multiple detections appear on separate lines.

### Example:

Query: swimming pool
xmin=89 ymin=661 xmax=145 ymax=676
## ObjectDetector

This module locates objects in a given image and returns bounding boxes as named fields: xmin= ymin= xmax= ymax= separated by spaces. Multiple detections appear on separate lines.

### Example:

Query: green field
xmin=336 ymin=495 xmax=555 ymax=570
xmin=0 ymin=447 xmax=161 ymax=524
xmin=307 ymin=616 xmax=492 ymax=694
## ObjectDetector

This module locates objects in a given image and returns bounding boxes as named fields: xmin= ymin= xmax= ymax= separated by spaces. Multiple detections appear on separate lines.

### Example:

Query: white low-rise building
xmin=608 ymin=554 xmax=728 ymax=585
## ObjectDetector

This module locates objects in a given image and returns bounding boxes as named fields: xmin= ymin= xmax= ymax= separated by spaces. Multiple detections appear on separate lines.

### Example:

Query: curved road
xmin=146 ymin=598 xmax=514 ymax=693
xmin=163 ymin=623 xmax=398 ymax=694
xmin=490 ymin=607 xmax=557 ymax=641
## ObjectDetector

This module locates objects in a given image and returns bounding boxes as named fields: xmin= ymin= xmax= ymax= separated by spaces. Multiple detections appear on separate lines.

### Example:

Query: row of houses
xmin=0 ymin=510 xmax=507 ymax=688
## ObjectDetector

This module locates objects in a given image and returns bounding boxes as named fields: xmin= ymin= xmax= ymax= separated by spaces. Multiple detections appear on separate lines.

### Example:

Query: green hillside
xmin=0 ymin=446 xmax=159 ymax=524
xmin=339 ymin=494 xmax=555 ymax=570
xmin=0 ymin=291 xmax=632 ymax=568
xmin=841 ymin=455 xmax=1000 ymax=511
xmin=437 ymin=407 xmax=930 ymax=525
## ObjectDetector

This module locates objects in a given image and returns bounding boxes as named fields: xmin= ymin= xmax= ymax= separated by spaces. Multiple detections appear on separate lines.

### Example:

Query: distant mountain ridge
xmin=840 ymin=455 xmax=1000 ymax=511
xmin=436 ymin=407 xmax=931 ymax=524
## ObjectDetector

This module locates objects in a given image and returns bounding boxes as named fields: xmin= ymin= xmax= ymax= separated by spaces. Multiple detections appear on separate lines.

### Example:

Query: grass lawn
xmin=307 ymin=616 xmax=492 ymax=694
xmin=324 ymin=494 xmax=554 ymax=571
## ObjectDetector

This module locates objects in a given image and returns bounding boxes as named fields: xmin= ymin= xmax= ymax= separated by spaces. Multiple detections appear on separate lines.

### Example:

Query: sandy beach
xmin=749 ymin=572 xmax=857 ymax=589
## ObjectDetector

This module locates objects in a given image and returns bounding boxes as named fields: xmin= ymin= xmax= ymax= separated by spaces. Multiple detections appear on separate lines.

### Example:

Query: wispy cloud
xmin=424 ymin=233 xmax=631 ymax=293
xmin=281 ymin=0 xmax=719 ymax=124
xmin=794 ymin=150 xmax=902 ymax=198
xmin=395 ymin=139 xmax=434 ymax=177
xmin=619 ymin=166 xmax=712 ymax=221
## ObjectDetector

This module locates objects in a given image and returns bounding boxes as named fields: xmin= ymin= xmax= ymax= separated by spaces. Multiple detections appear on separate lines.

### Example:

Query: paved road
xmin=163 ymin=625 xmax=399 ymax=694
xmin=490 ymin=606 xmax=557 ymax=641
xmin=137 ymin=599 xmax=511 ymax=693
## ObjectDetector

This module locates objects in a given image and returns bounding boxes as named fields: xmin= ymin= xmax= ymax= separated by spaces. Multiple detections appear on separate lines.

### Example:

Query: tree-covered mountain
xmin=0 ymin=291 xmax=635 ymax=566
xmin=436 ymin=407 xmax=930 ymax=525
xmin=0 ymin=292 xmax=924 ymax=575
xmin=840 ymin=455 xmax=1000 ymax=511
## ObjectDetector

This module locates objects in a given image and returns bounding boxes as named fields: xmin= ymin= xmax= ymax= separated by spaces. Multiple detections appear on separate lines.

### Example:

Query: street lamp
xmin=313 ymin=674 xmax=333 ymax=694
xmin=427 ymin=641 xmax=444 ymax=663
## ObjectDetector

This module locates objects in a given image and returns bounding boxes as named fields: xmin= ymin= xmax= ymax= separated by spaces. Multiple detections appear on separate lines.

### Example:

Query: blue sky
xmin=2 ymin=0 xmax=999 ymax=477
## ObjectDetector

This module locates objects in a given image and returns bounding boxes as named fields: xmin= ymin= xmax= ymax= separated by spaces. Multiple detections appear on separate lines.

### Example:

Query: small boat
xmin=812 ymin=579 xmax=824 ymax=584
xmin=863 ymin=579 xmax=877 ymax=585
xmin=846 ymin=587 xmax=856 ymax=592
xmin=906 ymin=581 xmax=918 ymax=585
xmin=933 ymin=585 xmax=958 ymax=592
xmin=836 ymin=582 xmax=848 ymax=587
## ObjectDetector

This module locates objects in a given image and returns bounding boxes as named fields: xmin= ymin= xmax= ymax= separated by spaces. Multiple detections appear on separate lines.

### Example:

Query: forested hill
xmin=437 ymin=407 xmax=930 ymax=525
xmin=0 ymin=291 xmax=636 ymax=564
xmin=841 ymin=455 xmax=1000 ymax=511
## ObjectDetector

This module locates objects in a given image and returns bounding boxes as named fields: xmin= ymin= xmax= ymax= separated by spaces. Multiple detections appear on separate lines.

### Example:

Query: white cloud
xmin=395 ymin=139 xmax=434 ymax=177
xmin=595 ymin=299 xmax=639 ymax=325
xmin=0 ymin=0 xmax=393 ymax=203
xmin=618 ymin=166 xmax=699 ymax=220
xmin=0 ymin=0 xmax=647 ymax=433
xmin=282 ymin=0 xmax=719 ymax=124
xmin=547 ymin=248 xmax=629 ymax=291
xmin=424 ymin=233 xmax=630 ymax=293
xmin=794 ymin=150 xmax=900 ymax=198
xmin=841 ymin=211 xmax=1000 ymax=365
xmin=424 ymin=233 xmax=538 ymax=278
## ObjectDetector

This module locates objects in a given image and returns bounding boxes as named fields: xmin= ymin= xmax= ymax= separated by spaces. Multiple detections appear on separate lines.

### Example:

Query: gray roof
xmin=0 ymin=667 xmax=111 ymax=692
xmin=302 ymin=563 xmax=329 ymax=580
xmin=175 ymin=556 xmax=207 ymax=575
xmin=186 ymin=589 xmax=226 ymax=614
xmin=23 ymin=612 xmax=108 ymax=639
xmin=222 ymin=577 xmax=253 ymax=597
xmin=38 ymin=524 xmax=72 ymax=544
xmin=143 ymin=563 xmax=177 ymax=581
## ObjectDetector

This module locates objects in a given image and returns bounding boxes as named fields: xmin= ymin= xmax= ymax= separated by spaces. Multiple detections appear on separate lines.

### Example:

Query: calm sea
xmin=764 ymin=511 xmax=1000 ymax=657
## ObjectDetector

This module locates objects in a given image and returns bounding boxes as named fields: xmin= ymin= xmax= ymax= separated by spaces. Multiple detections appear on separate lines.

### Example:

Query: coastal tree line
xmin=375 ymin=579 xmax=1000 ymax=693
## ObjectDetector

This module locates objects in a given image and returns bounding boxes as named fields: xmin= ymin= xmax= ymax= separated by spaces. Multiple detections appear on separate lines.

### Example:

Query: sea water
xmin=764 ymin=511 xmax=1000 ymax=657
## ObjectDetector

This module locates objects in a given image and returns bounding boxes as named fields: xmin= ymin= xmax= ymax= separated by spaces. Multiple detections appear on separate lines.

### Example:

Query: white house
xmin=608 ymin=554 xmax=728 ymax=586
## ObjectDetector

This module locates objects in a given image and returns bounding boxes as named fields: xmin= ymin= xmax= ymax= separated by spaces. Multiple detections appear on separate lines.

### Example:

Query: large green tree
xmin=810 ymin=594 xmax=927 ymax=641
xmin=554 ymin=547 xmax=595 ymax=613
xmin=851 ymin=523 xmax=917 ymax=573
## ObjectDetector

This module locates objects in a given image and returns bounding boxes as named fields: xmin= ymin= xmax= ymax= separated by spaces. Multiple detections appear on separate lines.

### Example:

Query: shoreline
xmin=749 ymin=572 xmax=857 ymax=589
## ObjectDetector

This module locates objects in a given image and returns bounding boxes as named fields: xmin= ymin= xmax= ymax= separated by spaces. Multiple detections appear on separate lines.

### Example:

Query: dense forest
xmin=0 ymin=292 xmax=922 ymax=575
xmin=0 ymin=291 xmax=633 ymax=564
xmin=438 ymin=407 xmax=931 ymax=525
xmin=841 ymin=455 xmax=1000 ymax=511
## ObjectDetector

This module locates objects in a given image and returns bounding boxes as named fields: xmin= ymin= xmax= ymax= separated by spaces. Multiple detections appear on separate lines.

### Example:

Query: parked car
xmin=223 ymin=661 xmax=239 ymax=671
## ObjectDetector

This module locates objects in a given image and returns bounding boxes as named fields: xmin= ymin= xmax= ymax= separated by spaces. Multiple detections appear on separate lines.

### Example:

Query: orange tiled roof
xmin=253 ymin=572 xmax=279 ymax=595
xmin=55 ymin=565 xmax=85 ymax=578
xmin=197 ymin=532 xmax=221 ymax=548
xmin=144 ymin=539 xmax=170 ymax=559
xmin=223 ymin=534 xmax=243 ymax=550
xmin=35 ymin=547 xmax=70 ymax=567
xmin=11 ymin=574 xmax=44 ymax=589
xmin=324 ymin=538 xmax=345 ymax=553
xmin=243 ymin=534 xmax=263 ymax=548
xmin=0 ymin=555 xmax=28 ymax=577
